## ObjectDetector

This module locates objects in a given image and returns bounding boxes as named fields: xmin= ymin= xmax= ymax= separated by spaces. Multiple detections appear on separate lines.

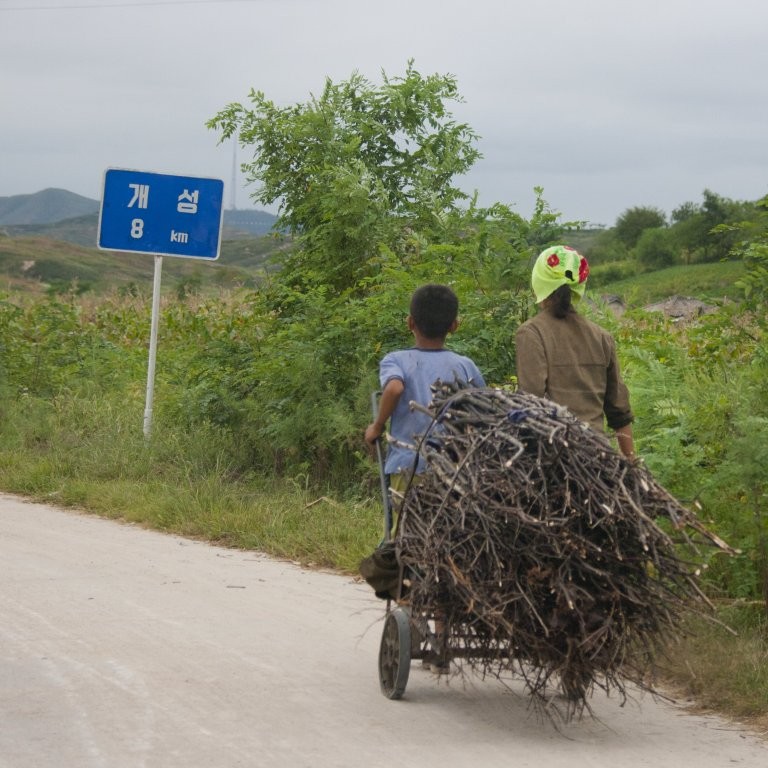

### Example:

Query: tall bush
xmin=619 ymin=304 xmax=767 ymax=606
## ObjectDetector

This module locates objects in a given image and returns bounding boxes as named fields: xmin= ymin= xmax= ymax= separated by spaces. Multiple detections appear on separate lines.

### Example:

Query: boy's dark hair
xmin=410 ymin=284 xmax=459 ymax=339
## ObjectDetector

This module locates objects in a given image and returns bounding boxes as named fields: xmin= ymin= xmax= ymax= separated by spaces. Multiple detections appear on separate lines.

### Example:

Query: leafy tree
xmin=208 ymin=62 xmax=481 ymax=292
xmin=614 ymin=206 xmax=667 ymax=249
xmin=671 ymin=201 xmax=700 ymax=223
xmin=635 ymin=227 xmax=678 ymax=270
xmin=698 ymin=189 xmax=758 ymax=262
xmin=668 ymin=190 xmax=759 ymax=264
xmin=725 ymin=195 xmax=768 ymax=311
xmin=701 ymin=188 xmax=734 ymax=227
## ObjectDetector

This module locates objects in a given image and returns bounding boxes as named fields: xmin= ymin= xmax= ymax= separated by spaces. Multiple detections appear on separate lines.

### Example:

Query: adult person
xmin=515 ymin=245 xmax=636 ymax=460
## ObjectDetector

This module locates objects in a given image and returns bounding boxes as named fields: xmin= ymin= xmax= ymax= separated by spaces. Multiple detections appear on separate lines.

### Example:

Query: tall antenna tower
xmin=230 ymin=138 xmax=237 ymax=210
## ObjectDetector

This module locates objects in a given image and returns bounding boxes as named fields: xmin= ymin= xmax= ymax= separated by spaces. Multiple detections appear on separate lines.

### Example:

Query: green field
xmin=600 ymin=260 xmax=745 ymax=306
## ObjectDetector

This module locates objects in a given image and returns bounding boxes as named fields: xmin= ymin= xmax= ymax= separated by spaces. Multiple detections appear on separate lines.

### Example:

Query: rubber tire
xmin=378 ymin=607 xmax=411 ymax=699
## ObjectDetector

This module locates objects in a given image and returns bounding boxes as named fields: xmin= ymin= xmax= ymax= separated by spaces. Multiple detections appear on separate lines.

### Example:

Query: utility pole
xmin=230 ymin=138 xmax=237 ymax=211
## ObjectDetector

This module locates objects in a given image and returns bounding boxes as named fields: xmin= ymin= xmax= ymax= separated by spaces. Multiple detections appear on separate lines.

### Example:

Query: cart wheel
xmin=378 ymin=607 xmax=411 ymax=699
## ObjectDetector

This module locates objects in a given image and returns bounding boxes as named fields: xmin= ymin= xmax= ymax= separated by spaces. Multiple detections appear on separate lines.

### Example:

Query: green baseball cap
xmin=531 ymin=245 xmax=590 ymax=304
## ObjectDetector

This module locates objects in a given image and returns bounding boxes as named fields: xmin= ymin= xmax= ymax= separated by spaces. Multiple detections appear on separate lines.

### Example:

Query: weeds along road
xmin=1 ymin=493 xmax=766 ymax=768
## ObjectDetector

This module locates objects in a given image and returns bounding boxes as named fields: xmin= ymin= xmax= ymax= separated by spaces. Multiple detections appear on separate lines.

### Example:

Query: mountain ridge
xmin=0 ymin=188 xmax=99 ymax=225
xmin=0 ymin=188 xmax=278 ymax=238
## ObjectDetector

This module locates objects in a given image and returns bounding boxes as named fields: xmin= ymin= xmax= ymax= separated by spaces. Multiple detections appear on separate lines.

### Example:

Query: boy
xmin=365 ymin=283 xmax=485 ymax=509
xmin=363 ymin=284 xmax=484 ymax=675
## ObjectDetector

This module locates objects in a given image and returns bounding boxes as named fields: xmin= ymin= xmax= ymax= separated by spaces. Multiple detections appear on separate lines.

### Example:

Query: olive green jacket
xmin=515 ymin=310 xmax=633 ymax=433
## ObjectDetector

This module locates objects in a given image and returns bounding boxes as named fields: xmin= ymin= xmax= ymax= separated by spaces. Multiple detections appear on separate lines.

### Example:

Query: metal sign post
xmin=143 ymin=255 xmax=163 ymax=438
xmin=97 ymin=168 xmax=224 ymax=438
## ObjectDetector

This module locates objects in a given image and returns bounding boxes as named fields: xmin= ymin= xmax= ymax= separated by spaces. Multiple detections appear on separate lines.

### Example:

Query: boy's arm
xmin=364 ymin=378 xmax=404 ymax=445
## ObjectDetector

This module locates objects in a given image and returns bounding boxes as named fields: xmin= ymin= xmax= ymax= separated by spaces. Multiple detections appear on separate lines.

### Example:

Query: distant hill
xmin=0 ymin=188 xmax=99 ymax=225
xmin=224 ymin=208 xmax=280 ymax=237
xmin=3 ymin=213 xmax=102 ymax=248
xmin=0 ymin=189 xmax=279 ymax=239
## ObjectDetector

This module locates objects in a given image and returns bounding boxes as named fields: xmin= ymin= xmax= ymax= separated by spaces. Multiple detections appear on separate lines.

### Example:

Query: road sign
xmin=98 ymin=168 xmax=224 ymax=260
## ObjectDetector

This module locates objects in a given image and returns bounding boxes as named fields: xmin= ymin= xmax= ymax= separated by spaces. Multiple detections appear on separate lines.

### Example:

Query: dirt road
xmin=1 ymin=493 xmax=765 ymax=767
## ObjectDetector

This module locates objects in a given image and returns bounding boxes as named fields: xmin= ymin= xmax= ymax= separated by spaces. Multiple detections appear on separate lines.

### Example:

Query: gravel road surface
xmin=1 ymin=493 xmax=765 ymax=767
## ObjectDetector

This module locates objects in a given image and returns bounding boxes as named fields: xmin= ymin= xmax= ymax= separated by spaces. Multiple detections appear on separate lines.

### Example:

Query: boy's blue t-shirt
xmin=379 ymin=347 xmax=485 ymax=475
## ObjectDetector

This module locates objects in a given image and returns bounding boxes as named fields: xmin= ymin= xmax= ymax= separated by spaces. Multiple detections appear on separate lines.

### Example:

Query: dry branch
xmin=395 ymin=380 xmax=734 ymax=719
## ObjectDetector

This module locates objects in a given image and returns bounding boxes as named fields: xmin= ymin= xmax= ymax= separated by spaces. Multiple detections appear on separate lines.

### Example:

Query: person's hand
xmin=364 ymin=423 xmax=384 ymax=456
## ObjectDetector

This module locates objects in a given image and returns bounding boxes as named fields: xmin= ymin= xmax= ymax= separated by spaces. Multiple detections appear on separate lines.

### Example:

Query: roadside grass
xmin=0 ymin=449 xmax=382 ymax=574
xmin=659 ymin=604 xmax=768 ymax=734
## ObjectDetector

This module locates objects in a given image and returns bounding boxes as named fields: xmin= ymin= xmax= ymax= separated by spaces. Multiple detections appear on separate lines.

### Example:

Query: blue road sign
xmin=98 ymin=168 xmax=224 ymax=260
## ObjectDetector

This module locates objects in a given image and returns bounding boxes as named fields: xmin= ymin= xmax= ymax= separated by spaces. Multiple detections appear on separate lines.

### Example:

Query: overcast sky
xmin=1 ymin=0 xmax=766 ymax=227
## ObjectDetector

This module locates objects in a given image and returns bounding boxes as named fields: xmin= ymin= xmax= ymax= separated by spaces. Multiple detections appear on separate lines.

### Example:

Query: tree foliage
xmin=667 ymin=189 xmax=757 ymax=263
xmin=635 ymin=227 xmax=678 ymax=270
xmin=614 ymin=206 xmax=667 ymax=249
xmin=208 ymin=62 xmax=482 ymax=292
xmin=585 ymin=191 xmax=765 ymax=278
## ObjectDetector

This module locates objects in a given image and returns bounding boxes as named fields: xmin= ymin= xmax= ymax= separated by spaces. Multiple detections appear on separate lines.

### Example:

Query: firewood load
xmin=395 ymin=380 xmax=734 ymax=715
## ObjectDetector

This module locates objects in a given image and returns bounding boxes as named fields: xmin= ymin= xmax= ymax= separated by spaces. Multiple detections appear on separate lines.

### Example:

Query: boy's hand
xmin=364 ymin=423 xmax=383 ymax=449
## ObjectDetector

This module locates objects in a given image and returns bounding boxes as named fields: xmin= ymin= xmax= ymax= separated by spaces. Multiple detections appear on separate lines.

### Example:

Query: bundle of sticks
xmin=395 ymin=380 xmax=734 ymax=715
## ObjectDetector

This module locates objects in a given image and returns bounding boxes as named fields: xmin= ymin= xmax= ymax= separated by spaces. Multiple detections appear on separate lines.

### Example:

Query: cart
xmin=371 ymin=392 xmax=454 ymax=700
